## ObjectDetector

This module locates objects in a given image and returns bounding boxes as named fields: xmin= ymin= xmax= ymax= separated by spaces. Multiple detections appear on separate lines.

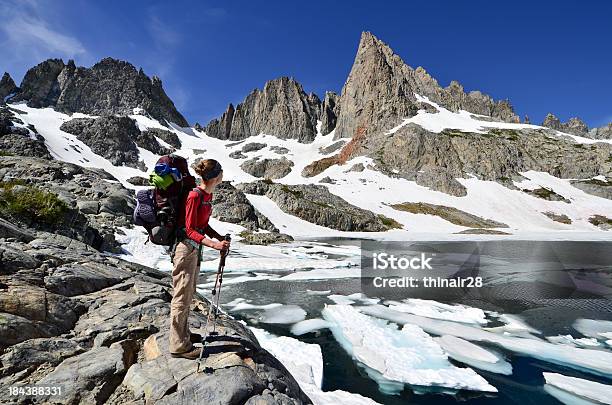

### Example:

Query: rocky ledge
xmin=0 ymin=223 xmax=310 ymax=405
xmin=237 ymin=180 xmax=401 ymax=232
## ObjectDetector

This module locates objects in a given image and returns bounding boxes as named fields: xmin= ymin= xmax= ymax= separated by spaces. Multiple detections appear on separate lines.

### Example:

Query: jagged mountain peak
xmin=542 ymin=113 xmax=589 ymax=136
xmin=0 ymin=72 xmax=18 ymax=102
xmin=333 ymin=31 xmax=519 ymax=140
xmin=205 ymin=76 xmax=321 ymax=143
xmin=10 ymin=57 xmax=188 ymax=127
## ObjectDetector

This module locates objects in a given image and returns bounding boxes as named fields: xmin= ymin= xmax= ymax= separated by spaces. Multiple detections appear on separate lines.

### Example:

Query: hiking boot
xmin=170 ymin=346 xmax=202 ymax=360
xmin=190 ymin=332 xmax=202 ymax=343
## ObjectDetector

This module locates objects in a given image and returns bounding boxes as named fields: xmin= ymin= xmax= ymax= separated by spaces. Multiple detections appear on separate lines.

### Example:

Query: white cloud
xmin=147 ymin=14 xmax=181 ymax=49
xmin=0 ymin=0 xmax=86 ymax=58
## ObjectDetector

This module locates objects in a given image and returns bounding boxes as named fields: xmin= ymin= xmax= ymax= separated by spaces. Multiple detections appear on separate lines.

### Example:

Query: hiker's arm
xmin=203 ymin=224 xmax=223 ymax=241
xmin=184 ymin=194 xmax=205 ymax=244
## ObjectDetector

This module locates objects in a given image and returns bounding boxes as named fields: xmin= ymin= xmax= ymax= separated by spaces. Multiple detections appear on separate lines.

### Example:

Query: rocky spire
xmin=541 ymin=113 xmax=589 ymax=136
xmin=0 ymin=72 xmax=18 ymax=102
xmin=564 ymin=117 xmax=588 ymax=135
xmin=204 ymin=77 xmax=321 ymax=143
xmin=12 ymin=58 xmax=188 ymax=127
xmin=542 ymin=113 xmax=562 ymax=130
xmin=332 ymin=32 xmax=520 ymax=140
xmin=320 ymin=91 xmax=339 ymax=135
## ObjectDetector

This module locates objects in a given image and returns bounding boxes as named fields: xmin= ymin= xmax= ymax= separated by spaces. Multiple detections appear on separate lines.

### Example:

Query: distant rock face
xmin=237 ymin=180 xmax=399 ymax=232
xmin=11 ymin=58 xmax=188 ymax=126
xmin=541 ymin=113 xmax=589 ymax=136
xmin=0 ymin=106 xmax=51 ymax=159
xmin=0 ymin=72 xmax=18 ymax=102
xmin=589 ymin=123 xmax=612 ymax=140
xmin=333 ymin=32 xmax=519 ymax=140
xmin=320 ymin=91 xmax=339 ymax=135
xmin=143 ymin=127 xmax=182 ymax=149
xmin=60 ymin=116 xmax=146 ymax=168
xmin=205 ymin=77 xmax=321 ymax=143
xmin=368 ymin=124 xmax=612 ymax=195
xmin=212 ymin=181 xmax=279 ymax=232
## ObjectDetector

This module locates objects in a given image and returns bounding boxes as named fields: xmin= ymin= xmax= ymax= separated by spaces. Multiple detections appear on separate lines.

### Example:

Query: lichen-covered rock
xmin=241 ymin=157 xmax=294 ymax=179
xmin=242 ymin=142 xmax=267 ymax=153
xmin=0 ymin=156 xmax=134 ymax=250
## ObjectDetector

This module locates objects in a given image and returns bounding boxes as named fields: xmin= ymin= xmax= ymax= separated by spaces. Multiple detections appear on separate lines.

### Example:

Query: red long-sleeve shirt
xmin=181 ymin=187 xmax=213 ymax=244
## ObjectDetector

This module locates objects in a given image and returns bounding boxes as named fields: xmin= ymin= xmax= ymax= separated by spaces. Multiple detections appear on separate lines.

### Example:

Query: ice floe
xmin=573 ymin=319 xmax=612 ymax=341
xmin=360 ymin=305 xmax=612 ymax=378
xmin=543 ymin=372 xmax=612 ymax=405
xmin=385 ymin=299 xmax=487 ymax=325
xmin=328 ymin=293 xmax=380 ymax=306
xmin=546 ymin=335 xmax=601 ymax=348
xmin=290 ymin=319 xmax=332 ymax=336
xmin=250 ymin=327 xmax=380 ymax=405
xmin=322 ymin=304 xmax=496 ymax=394
xmin=434 ymin=335 xmax=512 ymax=375
xmin=259 ymin=305 xmax=307 ymax=324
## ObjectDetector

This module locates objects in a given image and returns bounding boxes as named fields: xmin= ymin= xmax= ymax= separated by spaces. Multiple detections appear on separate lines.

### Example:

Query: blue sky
xmin=1 ymin=0 xmax=611 ymax=128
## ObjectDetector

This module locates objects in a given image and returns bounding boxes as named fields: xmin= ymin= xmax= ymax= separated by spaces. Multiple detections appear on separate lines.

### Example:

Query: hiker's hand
xmin=212 ymin=240 xmax=230 ymax=251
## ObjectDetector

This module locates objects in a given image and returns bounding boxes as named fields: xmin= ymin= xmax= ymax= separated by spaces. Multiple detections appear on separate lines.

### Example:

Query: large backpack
xmin=133 ymin=154 xmax=196 ymax=245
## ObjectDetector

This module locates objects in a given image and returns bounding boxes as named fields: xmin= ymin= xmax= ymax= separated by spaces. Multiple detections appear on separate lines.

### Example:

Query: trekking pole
xmin=197 ymin=234 xmax=231 ymax=372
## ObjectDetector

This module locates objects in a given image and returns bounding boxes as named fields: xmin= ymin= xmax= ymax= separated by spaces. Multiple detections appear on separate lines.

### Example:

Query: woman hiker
xmin=169 ymin=159 xmax=231 ymax=359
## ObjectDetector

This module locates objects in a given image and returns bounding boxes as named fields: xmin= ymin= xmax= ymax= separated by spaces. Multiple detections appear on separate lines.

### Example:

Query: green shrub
xmin=0 ymin=151 xmax=13 ymax=157
xmin=0 ymin=182 xmax=67 ymax=225
xmin=377 ymin=214 xmax=403 ymax=229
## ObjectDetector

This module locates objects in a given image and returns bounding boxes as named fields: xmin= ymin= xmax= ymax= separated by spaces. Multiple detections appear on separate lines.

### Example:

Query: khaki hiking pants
xmin=169 ymin=240 xmax=200 ymax=354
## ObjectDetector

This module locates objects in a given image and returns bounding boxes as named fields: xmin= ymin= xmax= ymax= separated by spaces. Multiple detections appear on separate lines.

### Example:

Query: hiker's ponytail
xmin=194 ymin=159 xmax=222 ymax=181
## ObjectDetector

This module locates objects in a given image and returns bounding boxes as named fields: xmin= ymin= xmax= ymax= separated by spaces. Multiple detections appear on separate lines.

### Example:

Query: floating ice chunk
xmin=360 ymin=305 xmax=612 ymax=378
xmin=543 ymin=372 xmax=612 ymax=405
xmin=291 ymin=319 xmax=332 ymax=336
xmin=251 ymin=327 xmax=323 ymax=387
xmin=250 ymin=327 xmax=380 ymax=405
xmin=328 ymin=295 xmax=357 ymax=305
xmin=322 ymin=305 xmax=496 ymax=394
xmin=496 ymin=314 xmax=540 ymax=334
xmin=434 ymin=335 xmax=512 ymax=375
xmin=546 ymin=335 xmax=601 ymax=348
xmin=329 ymin=293 xmax=379 ymax=306
xmin=259 ymin=305 xmax=307 ymax=324
xmin=573 ymin=319 xmax=612 ymax=341
xmin=386 ymin=299 xmax=487 ymax=325
xmin=229 ymin=302 xmax=283 ymax=312
xmin=306 ymin=289 xmax=332 ymax=295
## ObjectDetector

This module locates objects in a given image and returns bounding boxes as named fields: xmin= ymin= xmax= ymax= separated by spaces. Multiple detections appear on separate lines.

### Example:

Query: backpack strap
xmin=193 ymin=187 xmax=212 ymax=209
